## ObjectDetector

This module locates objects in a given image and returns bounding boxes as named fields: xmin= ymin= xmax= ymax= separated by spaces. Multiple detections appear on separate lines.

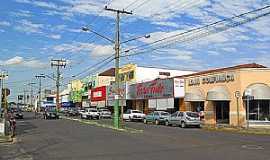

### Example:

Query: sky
xmin=0 ymin=0 xmax=270 ymax=101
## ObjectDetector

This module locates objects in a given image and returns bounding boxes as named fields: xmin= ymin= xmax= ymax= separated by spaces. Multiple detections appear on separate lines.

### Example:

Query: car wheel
xmin=197 ymin=125 xmax=201 ymax=128
xmin=155 ymin=120 xmax=159 ymax=125
xmin=181 ymin=121 xmax=186 ymax=128
xmin=165 ymin=121 xmax=169 ymax=126
xmin=143 ymin=119 xmax=147 ymax=124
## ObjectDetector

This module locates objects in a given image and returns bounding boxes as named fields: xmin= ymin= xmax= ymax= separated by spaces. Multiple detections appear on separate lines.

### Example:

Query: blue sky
xmin=0 ymin=0 xmax=270 ymax=100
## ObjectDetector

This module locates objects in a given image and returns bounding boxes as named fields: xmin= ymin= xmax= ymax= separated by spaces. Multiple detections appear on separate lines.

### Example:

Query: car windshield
xmin=100 ymin=109 xmax=109 ymax=112
xmin=90 ymin=110 xmax=97 ymax=112
xmin=186 ymin=112 xmax=199 ymax=118
xmin=132 ymin=110 xmax=142 ymax=113
xmin=161 ymin=112 xmax=170 ymax=116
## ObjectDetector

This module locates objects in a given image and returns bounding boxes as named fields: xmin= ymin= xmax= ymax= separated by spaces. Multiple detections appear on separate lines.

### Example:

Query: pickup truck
xmin=123 ymin=109 xmax=145 ymax=122
xmin=80 ymin=108 xmax=100 ymax=120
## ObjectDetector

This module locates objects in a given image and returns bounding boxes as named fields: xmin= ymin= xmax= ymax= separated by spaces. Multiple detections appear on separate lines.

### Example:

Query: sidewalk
xmin=0 ymin=135 xmax=12 ymax=143
xmin=202 ymin=125 xmax=270 ymax=135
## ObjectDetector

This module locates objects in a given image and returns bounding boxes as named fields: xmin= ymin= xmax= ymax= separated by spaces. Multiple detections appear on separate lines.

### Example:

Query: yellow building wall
xmin=185 ymin=68 xmax=270 ymax=127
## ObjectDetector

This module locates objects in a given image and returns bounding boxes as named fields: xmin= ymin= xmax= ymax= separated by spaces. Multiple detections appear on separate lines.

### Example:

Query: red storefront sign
xmin=91 ymin=86 xmax=106 ymax=101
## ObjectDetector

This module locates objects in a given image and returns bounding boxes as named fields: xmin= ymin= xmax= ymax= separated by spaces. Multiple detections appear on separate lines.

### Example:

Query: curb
xmin=62 ymin=116 xmax=143 ymax=134
xmin=0 ymin=136 xmax=13 ymax=144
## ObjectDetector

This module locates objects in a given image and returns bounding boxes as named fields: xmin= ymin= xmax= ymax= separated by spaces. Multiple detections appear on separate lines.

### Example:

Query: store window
xmin=248 ymin=100 xmax=270 ymax=121
xmin=128 ymin=71 xmax=134 ymax=80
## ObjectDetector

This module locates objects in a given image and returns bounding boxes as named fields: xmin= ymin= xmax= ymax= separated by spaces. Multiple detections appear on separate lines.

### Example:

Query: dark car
xmin=14 ymin=111 xmax=24 ymax=119
xmin=43 ymin=108 xmax=59 ymax=119
xmin=67 ymin=109 xmax=79 ymax=116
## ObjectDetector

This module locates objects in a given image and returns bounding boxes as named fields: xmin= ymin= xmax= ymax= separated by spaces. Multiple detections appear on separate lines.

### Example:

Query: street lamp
xmin=82 ymin=26 xmax=150 ymax=45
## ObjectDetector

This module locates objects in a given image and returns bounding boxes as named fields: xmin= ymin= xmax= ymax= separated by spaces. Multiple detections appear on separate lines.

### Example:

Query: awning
xmin=244 ymin=83 xmax=270 ymax=100
xmin=184 ymin=89 xmax=205 ymax=102
xmin=207 ymin=86 xmax=230 ymax=101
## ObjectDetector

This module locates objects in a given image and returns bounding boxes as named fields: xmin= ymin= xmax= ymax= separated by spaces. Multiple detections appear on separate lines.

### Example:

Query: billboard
xmin=91 ymin=86 xmax=106 ymax=102
xmin=106 ymin=84 xmax=126 ymax=106
xmin=128 ymin=79 xmax=174 ymax=99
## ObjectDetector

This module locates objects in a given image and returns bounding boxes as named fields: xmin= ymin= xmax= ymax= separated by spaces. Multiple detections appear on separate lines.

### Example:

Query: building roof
xmin=98 ymin=68 xmax=115 ymax=76
xmin=175 ymin=63 xmax=267 ymax=78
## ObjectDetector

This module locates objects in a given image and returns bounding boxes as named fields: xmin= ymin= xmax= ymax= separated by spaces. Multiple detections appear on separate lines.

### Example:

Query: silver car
xmin=165 ymin=111 xmax=201 ymax=128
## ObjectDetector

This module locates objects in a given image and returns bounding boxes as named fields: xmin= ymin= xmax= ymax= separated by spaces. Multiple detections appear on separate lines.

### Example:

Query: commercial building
xmin=104 ymin=63 xmax=194 ymax=113
xmin=183 ymin=63 xmax=270 ymax=127
xmin=127 ymin=78 xmax=185 ymax=113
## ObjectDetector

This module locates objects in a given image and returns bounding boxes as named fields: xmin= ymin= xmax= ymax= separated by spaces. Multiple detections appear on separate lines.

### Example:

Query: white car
xmin=98 ymin=109 xmax=112 ymax=119
xmin=123 ymin=109 xmax=145 ymax=122
xmin=80 ymin=108 xmax=100 ymax=120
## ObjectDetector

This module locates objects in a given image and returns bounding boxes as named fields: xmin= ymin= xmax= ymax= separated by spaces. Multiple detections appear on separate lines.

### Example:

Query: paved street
xmin=1 ymin=112 xmax=270 ymax=160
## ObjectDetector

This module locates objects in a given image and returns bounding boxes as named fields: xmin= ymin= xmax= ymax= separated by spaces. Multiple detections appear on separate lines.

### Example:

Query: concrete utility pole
xmin=35 ymin=74 xmax=45 ymax=112
xmin=105 ymin=6 xmax=132 ymax=129
xmin=28 ymin=82 xmax=36 ymax=109
xmin=51 ymin=59 xmax=66 ymax=112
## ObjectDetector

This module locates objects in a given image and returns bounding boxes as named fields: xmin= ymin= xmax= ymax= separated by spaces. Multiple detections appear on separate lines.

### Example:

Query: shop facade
xmin=127 ymin=78 xmax=185 ymax=113
xmin=184 ymin=63 xmax=270 ymax=127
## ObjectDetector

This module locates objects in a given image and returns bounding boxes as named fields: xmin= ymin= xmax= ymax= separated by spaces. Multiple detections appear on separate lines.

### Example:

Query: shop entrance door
xmin=215 ymin=101 xmax=229 ymax=124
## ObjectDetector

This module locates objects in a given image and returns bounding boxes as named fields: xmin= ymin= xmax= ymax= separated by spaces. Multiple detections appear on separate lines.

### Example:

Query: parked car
xmin=81 ymin=108 xmax=100 ymax=120
xmin=98 ymin=108 xmax=112 ymax=119
xmin=165 ymin=111 xmax=201 ymax=128
xmin=123 ymin=109 xmax=145 ymax=122
xmin=78 ymin=109 xmax=85 ymax=115
xmin=67 ymin=109 xmax=79 ymax=116
xmin=43 ymin=108 xmax=59 ymax=120
xmin=143 ymin=111 xmax=170 ymax=125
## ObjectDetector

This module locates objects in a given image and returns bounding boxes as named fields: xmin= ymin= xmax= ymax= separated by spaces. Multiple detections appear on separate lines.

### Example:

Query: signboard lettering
xmin=189 ymin=72 xmax=235 ymax=86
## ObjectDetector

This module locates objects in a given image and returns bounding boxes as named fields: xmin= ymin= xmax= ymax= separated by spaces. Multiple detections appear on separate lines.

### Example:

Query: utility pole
xmin=35 ymin=74 xmax=45 ymax=112
xmin=28 ymin=82 xmax=36 ymax=110
xmin=105 ymin=6 xmax=132 ymax=129
xmin=51 ymin=59 xmax=66 ymax=112
xmin=23 ymin=88 xmax=26 ymax=108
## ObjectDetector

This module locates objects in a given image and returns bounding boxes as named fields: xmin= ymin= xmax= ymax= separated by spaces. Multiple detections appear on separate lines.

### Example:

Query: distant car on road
xmin=43 ymin=108 xmax=59 ymax=120
xmin=123 ymin=109 xmax=145 ymax=122
xmin=165 ymin=111 xmax=201 ymax=128
xmin=143 ymin=111 xmax=170 ymax=125
xmin=98 ymin=108 xmax=112 ymax=119
xmin=81 ymin=108 xmax=100 ymax=120
xmin=14 ymin=110 xmax=24 ymax=119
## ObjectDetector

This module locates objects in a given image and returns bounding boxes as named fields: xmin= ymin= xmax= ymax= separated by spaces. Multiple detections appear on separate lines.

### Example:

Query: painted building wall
xmin=185 ymin=68 xmax=270 ymax=127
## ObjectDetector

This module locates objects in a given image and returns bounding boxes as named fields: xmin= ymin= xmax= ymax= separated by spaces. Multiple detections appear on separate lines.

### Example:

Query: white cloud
xmin=52 ymin=42 xmax=114 ymax=57
xmin=48 ymin=34 xmax=61 ymax=39
xmin=14 ymin=19 xmax=44 ymax=34
xmin=0 ymin=21 xmax=11 ymax=27
xmin=10 ymin=10 xmax=32 ymax=17
xmin=3 ymin=56 xmax=24 ymax=65
xmin=53 ymin=42 xmax=93 ymax=53
xmin=152 ymin=21 xmax=180 ymax=28
xmin=0 ymin=56 xmax=47 ymax=68
xmin=152 ymin=49 xmax=193 ymax=61
xmin=91 ymin=45 xmax=114 ymax=57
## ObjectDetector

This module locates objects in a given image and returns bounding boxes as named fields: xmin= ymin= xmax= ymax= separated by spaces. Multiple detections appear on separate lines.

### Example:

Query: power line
xmin=121 ymin=5 xmax=270 ymax=58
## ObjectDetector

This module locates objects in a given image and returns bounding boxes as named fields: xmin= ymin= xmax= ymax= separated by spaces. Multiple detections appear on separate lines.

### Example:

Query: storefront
xmin=127 ymin=78 xmax=185 ymax=113
xmin=184 ymin=63 xmax=270 ymax=127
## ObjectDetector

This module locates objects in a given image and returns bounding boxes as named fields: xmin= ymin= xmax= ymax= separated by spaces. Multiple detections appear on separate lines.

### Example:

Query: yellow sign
xmin=119 ymin=63 xmax=136 ymax=73
xmin=119 ymin=64 xmax=136 ymax=82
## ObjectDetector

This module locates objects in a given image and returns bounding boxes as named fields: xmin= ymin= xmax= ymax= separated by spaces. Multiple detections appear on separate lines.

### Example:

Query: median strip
xmin=62 ymin=116 xmax=143 ymax=134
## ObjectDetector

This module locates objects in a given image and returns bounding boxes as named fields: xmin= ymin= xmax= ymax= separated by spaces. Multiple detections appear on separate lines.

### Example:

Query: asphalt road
xmin=1 ymin=112 xmax=270 ymax=160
